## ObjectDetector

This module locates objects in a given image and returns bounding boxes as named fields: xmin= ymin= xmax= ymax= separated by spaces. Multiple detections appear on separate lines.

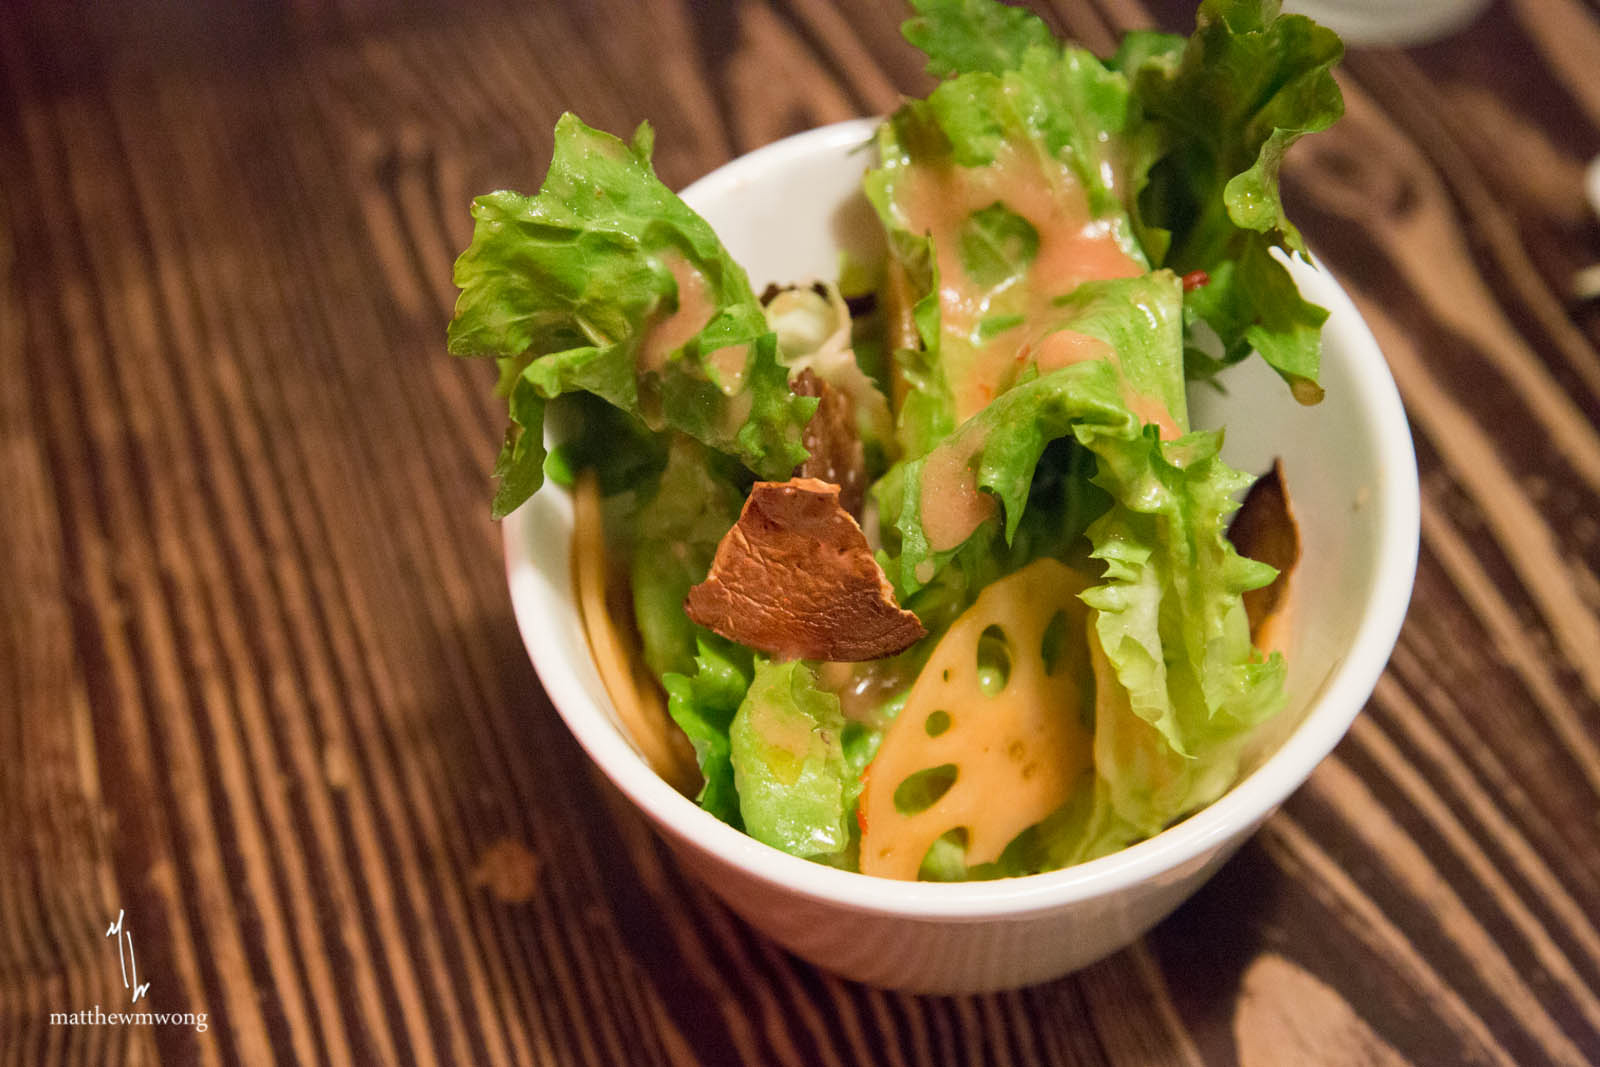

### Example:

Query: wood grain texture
xmin=2 ymin=0 xmax=1598 ymax=1063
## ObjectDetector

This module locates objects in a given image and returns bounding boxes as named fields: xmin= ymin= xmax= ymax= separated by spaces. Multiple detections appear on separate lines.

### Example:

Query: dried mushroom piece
xmin=1227 ymin=459 xmax=1300 ymax=652
xmin=792 ymin=368 xmax=866 ymax=518
xmin=685 ymin=477 xmax=926 ymax=661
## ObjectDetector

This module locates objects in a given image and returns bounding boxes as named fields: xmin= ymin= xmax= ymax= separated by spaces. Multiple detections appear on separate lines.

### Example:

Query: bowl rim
xmin=503 ymin=117 xmax=1421 ymax=921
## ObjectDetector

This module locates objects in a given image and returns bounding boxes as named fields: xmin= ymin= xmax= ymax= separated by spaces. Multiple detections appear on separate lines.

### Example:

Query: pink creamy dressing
xmin=717 ymin=384 xmax=753 ymax=435
xmin=705 ymin=343 xmax=750 ymax=395
xmin=902 ymin=144 xmax=1185 ymax=538
xmin=1127 ymin=392 xmax=1180 ymax=440
xmin=918 ymin=425 xmax=995 ymax=553
xmin=1014 ymin=328 xmax=1180 ymax=440
xmin=896 ymin=144 xmax=1146 ymax=421
xmin=637 ymin=254 xmax=715 ymax=375
xmin=636 ymin=255 xmax=755 ymax=431
xmin=1030 ymin=328 xmax=1111 ymax=374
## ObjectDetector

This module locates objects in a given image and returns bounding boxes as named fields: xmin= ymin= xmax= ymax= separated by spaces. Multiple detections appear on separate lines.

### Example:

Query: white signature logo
xmin=105 ymin=909 xmax=150 ymax=1004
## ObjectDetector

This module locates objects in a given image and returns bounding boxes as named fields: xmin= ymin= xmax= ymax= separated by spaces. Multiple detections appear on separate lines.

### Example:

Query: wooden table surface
xmin=5 ymin=0 xmax=1600 ymax=1063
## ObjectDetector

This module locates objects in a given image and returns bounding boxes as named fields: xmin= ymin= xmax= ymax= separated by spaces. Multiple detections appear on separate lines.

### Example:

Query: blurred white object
xmin=1283 ymin=0 xmax=1490 ymax=46
xmin=1587 ymin=154 xmax=1600 ymax=218
xmin=1573 ymin=156 xmax=1600 ymax=301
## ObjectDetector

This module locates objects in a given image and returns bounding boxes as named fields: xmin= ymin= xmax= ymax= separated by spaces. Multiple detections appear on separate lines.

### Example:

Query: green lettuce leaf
xmin=880 ymin=224 xmax=955 ymax=460
xmin=1181 ymin=242 xmax=1329 ymax=403
xmin=448 ymin=113 xmax=815 ymax=516
xmin=879 ymin=436 xmax=1111 ymax=668
xmin=730 ymin=660 xmax=855 ymax=859
xmin=631 ymin=435 xmax=748 ymax=680
xmin=490 ymin=376 xmax=548 ymax=520
xmin=542 ymin=392 xmax=667 ymax=497
xmin=1087 ymin=650 xmax=1260 ymax=842
xmin=886 ymin=273 xmax=1185 ymax=595
xmin=865 ymin=44 xmax=1153 ymax=459
xmin=886 ymin=361 xmax=1117 ymax=596
xmin=1079 ymin=426 xmax=1285 ymax=760
xmin=812 ymin=716 xmax=885 ymax=871
xmin=1118 ymin=0 xmax=1342 ymax=394
xmin=902 ymin=0 xmax=1058 ymax=77
xmin=664 ymin=638 xmax=754 ymax=826
xmin=897 ymin=0 xmax=1342 ymax=398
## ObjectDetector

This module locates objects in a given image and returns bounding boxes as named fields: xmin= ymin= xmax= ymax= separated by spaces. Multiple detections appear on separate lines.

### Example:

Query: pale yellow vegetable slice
xmin=573 ymin=470 xmax=699 ymax=795
xmin=858 ymin=557 xmax=1095 ymax=880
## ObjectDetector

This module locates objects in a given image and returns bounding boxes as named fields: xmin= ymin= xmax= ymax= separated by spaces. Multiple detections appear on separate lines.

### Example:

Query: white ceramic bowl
xmin=503 ymin=118 xmax=1420 ymax=994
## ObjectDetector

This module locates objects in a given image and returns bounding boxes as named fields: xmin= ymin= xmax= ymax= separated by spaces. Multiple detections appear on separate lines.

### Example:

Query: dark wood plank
xmin=4 ymin=0 xmax=1600 ymax=1064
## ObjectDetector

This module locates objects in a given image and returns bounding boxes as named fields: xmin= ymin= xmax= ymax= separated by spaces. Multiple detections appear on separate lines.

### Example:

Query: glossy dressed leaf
xmin=448 ymin=113 xmax=814 ymax=515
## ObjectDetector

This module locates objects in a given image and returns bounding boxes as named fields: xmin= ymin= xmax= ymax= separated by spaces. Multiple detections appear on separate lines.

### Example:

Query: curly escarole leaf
xmin=448 ymin=113 xmax=814 ymax=517
xmin=864 ymin=45 xmax=1152 ymax=457
xmin=632 ymin=436 xmax=748 ymax=681
xmin=730 ymin=660 xmax=855 ymax=859
xmin=886 ymin=272 xmax=1185 ymax=595
xmin=663 ymin=637 xmax=753 ymax=827
xmin=1074 ymin=417 xmax=1287 ymax=843
xmin=899 ymin=0 xmax=1342 ymax=399
xmin=1079 ymin=426 xmax=1284 ymax=755
xmin=1116 ymin=0 xmax=1343 ymax=395
xmin=901 ymin=0 xmax=1058 ymax=78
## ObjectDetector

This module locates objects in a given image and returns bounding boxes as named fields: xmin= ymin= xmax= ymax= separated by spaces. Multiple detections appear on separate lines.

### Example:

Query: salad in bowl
xmin=448 ymin=0 xmax=1344 ymax=883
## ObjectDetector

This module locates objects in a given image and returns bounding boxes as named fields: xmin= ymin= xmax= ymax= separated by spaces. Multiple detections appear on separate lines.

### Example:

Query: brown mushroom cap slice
xmin=685 ymin=477 xmax=926 ymax=661
xmin=1227 ymin=459 xmax=1300 ymax=652
xmin=792 ymin=368 xmax=866 ymax=518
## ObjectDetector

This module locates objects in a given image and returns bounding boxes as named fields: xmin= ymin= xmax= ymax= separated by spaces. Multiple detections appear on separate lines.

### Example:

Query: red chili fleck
xmin=1181 ymin=269 xmax=1210 ymax=293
